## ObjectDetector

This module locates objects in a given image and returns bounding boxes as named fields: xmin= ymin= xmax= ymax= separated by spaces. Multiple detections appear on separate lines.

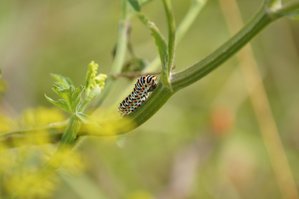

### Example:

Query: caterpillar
xmin=119 ymin=75 xmax=158 ymax=116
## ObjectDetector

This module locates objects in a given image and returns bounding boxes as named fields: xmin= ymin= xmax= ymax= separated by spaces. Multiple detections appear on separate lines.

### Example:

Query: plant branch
xmin=162 ymin=0 xmax=176 ymax=88
xmin=0 ymin=121 xmax=67 ymax=147
xmin=59 ymin=115 xmax=81 ymax=145
xmin=269 ymin=1 xmax=299 ymax=18
xmin=92 ymin=0 xmax=130 ymax=107
xmin=171 ymin=2 xmax=272 ymax=91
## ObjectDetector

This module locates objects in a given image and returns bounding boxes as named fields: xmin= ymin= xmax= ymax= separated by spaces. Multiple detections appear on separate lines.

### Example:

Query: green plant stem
xmin=271 ymin=1 xmax=299 ymax=18
xmin=171 ymin=3 xmax=272 ymax=91
xmin=128 ymin=83 xmax=172 ymax=126
xmin=92 ymin=0 xmax=130 ymax=107
xmin=162 ymin=0 xmax=176 ymax=88
xmin=60 ymin=115 xmax=81 ymax=145
xmin=170 ymin=0 xmax=299 ymax=92
xmin=111 ymin=1 xmax=130 ymax=74
xmin=0 ymin=122 xmax=66 ymax=147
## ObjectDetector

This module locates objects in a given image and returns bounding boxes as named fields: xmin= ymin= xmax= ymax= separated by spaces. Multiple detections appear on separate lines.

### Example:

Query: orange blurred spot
xmin=210 ymin=106 xmax=234 ymax=136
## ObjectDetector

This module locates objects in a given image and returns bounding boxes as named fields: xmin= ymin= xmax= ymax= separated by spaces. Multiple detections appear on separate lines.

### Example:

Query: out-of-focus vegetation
xmin=0 ymin=0 xmax=299 ymax=198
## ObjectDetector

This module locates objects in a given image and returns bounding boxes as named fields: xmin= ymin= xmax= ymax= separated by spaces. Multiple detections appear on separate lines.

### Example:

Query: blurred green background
xmin=1 ymin=0 xmax=299 ymax=198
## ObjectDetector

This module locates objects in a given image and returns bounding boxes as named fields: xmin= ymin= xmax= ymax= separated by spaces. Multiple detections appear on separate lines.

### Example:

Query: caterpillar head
xmin=143 ymin=75 xmax=157 ymax=92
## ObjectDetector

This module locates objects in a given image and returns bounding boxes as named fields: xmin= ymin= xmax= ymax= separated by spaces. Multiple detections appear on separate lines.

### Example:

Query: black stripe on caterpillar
xmin=118 ymin=75 xmax=157 ymax=116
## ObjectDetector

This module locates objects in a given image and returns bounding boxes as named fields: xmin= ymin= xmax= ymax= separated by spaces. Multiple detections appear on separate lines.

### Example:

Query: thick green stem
xmin=171 ymin=3 xmax=272 ymax=91
xmin=128 ymin=83 xmax=173 ymax=126
xmin=60 ymin=115 xmax=81 ymax=145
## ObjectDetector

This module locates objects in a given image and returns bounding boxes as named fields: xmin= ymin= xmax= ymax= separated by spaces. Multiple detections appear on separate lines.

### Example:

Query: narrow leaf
xmin=138 ymin=15 xmax=168 ymax=70
xmin=45 ymin=94 xmax=71 ymax=113
xmin=128 ymin=0 xmax=141 ymax=11
xmin=51 ymin=74 xmax=74 ymax=91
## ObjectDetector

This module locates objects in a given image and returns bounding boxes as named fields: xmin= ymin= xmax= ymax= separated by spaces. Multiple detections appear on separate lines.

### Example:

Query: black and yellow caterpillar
xmin=119 ymin=75 xmax=157 ymax=116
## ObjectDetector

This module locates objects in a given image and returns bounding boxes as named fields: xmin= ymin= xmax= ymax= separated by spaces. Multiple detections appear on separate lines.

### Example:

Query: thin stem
xmin=111 ymin=1 xmax=129 ymax=74
xmin=269 ymin=1 xmax=299 ymax=18
xmin=162 ymin=0 xmax=176 ymax=87
xmin=0 ymin=121 xmax=67 ymax=147
xmin=92 ymin=0 xmax=130 ymax=107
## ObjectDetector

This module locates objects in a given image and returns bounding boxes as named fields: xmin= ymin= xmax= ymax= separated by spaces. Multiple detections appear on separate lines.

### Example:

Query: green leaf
xmin=51 ymin=74 xmax=74 ymax=92
xmin=137 ymin=1 xmax=175 ymax=88
xmin=128 ymin=0 xmax=141 ymax=11
xmin=47 ymin=74 xmax=79 ymax=112
xmin=46 ymin=61 xmax=107 ymax=116
xmin=139 ymin=15 xmax=168 ymax=69
xmin=45 ymin=94 xmax=70 ymax=113
xmin=150 ymin=25 xmax=168 ymax=70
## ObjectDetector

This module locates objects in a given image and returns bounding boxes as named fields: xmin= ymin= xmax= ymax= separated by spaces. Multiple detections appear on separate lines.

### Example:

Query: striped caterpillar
xmin=119 ymin=75 xmax=157 ymax=116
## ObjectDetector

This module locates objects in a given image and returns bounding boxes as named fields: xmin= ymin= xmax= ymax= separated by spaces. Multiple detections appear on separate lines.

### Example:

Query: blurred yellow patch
xmin=5 ymin=170 xmax=57 ymax=199
xmin=0 ymin=115 xmax=15 ymax=132
xmin=127 ymin=190 xmax=154 ymax=199
xmin=6 ymin=107 xmax=67 ymax=146
xmin=0 ymin=144 xmax=85 ymax=198
xmin=47 ymin=146 xmax=85 ymax=174
xmin=0 ymin=107 xmax=84 ymax=198
xmin=19 ymin=107 xmax=65 ymax=128
xmin=12 ymin=131 xmax=52 ymax=148
xmin=0 ymin=143 xmax=14 ymax=172
xmin=84 ymin=110 xmax=135 ymax=137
